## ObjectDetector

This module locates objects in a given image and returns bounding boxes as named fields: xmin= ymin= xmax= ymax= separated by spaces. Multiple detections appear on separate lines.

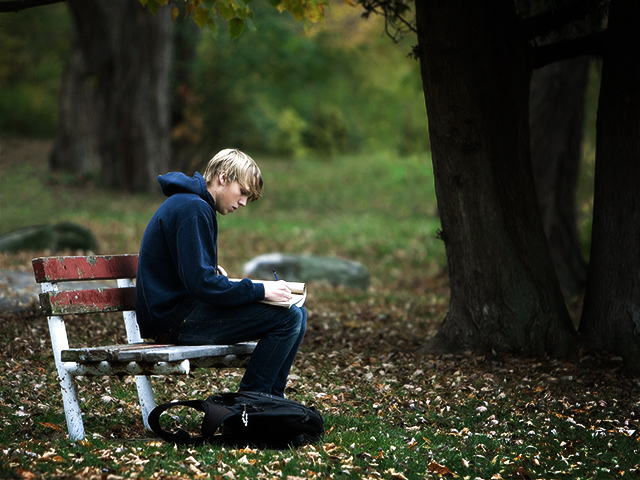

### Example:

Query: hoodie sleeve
xmin=172 ymin=202 xmax=265 ymax=306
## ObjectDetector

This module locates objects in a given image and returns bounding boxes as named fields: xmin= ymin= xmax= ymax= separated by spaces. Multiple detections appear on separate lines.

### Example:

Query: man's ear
xmin=219 ymin=171 xmax=227 ymax=185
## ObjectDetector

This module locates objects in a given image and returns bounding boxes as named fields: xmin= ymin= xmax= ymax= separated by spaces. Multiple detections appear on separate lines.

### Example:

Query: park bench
xmin=32 ymin=254 xmax=256 ymax=441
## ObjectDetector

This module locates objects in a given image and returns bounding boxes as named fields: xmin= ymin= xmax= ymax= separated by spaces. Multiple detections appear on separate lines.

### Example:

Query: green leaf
xmin=171 ymin=6 xmax=180 ymax=22
xmin=193 ymin=6 xmax=212 ymax=28
xmin=244 ymin=15 xmax=256 ymax=33
xmin=218 ymin=0 xmax=238 ymax=19
xmin=229 ymin=17 xmax=245 ymax=39
xmin=145 ymin=0 xmax=160 ymax=15
xmin=142 ymin=0 xmax=169 ymax=13
xmin=236 ymin=5 xmax=250 ymax=20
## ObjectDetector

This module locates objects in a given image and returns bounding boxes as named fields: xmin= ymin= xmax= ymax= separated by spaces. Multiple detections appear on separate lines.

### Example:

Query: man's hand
xmin=263 ymin=280 xmax=292 ymax=303
xmin=217 ymin=265 xmax=228 ymax=277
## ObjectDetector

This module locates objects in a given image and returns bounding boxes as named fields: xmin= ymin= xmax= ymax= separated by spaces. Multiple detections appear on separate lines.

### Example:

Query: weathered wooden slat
xmin=63 ymin=360 xmax=192 ymax=376
xmin=62 ymin=358 xmax=249 ymax=375
xmin=123 ymin=343 xmax=257 ymax=362
xmin=61 ymin=347 xmax=110 ymax=362
xmin=60 ymin=343 xmax=169 ymax=362
xmin=32 ymin=255 xmax=138 ymax=283
xmin=61 ymin=342 xmax=257 ymax=363
xmin=40 ymin=287 xmax=136 ymax=316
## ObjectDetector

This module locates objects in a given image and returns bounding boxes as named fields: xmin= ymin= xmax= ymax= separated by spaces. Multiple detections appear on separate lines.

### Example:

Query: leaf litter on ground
xmin=1 ymin=254 xmax=639 ymax=479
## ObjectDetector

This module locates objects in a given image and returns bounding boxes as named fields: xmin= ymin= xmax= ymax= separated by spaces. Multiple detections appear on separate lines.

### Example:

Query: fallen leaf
xmin=385 ymin=468 xmax=408 ymax=480
xmin=39 ymin=422 xmax=63 ymax=432
xmin=16 ymin=468 xmax=37 ymax=480
xmin=428 ymin=461 xmax=457 ymax=477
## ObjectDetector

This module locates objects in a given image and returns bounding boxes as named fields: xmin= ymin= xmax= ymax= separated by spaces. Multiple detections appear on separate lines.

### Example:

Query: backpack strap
xmin=148 ymin=399 xmax=236 ymax=445
xmin=201 ymin=401 xmax=236 ymax=439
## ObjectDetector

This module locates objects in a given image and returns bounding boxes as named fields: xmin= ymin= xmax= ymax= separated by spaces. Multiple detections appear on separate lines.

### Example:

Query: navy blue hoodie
xmin=135 ymin=172 xmax=265 ymax=339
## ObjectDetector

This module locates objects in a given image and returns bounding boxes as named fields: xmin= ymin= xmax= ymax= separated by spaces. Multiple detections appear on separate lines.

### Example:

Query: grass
xmin=1 ymin=138 xmax=639 ymax=479
xmin=0 ymin=139 xmax=444 ymax=283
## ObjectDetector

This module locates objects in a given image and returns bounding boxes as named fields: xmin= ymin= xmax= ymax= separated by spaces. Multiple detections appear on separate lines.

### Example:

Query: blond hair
xmin=203 ymin=149 xmax=263 ymax=202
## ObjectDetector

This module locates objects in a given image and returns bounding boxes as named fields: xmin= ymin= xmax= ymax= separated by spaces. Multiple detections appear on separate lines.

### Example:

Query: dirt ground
xmin=1 ymin=136 xmax=53 ymax=168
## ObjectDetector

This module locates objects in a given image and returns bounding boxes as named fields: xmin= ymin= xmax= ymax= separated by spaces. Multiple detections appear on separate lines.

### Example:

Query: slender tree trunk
xmin=579 ymin=0 xmax=640 ymax=373
xmin=415 ymin=0 xmax=579 ymax=357
xmin=50 ymin=0 xmax=173 ymax=192
xmin=530 ymin=57 xmax=590 ymax=298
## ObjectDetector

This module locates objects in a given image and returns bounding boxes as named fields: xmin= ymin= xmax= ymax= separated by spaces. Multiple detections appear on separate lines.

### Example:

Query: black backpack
xmin=148 ymin=391 xmax=325 ymax=449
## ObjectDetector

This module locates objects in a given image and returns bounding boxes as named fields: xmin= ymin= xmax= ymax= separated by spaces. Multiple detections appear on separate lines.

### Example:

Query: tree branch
xmin=0 ymin=0 xmax=64 ymax=13
xmin=359 ymin=0 xmax=416 ymax=43
xmin=531 ymin=30 xmax=606 ymax=69
xmin=521 ymin=0 xmax=592 ymax=41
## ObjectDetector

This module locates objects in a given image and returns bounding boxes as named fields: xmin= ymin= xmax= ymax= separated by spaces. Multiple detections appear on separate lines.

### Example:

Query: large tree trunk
xmin=51 ymin=47 xmax=101 ymax=176
xmin=579 ymin=0 xmax=640 ymax=373
xmin=50 ymin=0 xmax=173 ymax=192
xmin=415 ymin=0 xmax=579 ymax=357
xmin=530 ymin=57 xmax=590 ymax=298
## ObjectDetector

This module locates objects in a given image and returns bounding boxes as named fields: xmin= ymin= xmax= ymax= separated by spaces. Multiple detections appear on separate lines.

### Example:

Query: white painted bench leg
xmin=47 ymin=312 xmax=85 ymax=440
xmin=134 ymin=375 xmax=156 ymax=430
xmin=118 ymin=279 xmax=158 ymax=432
xmin=59 ymin=367 xmax=85 ymax=441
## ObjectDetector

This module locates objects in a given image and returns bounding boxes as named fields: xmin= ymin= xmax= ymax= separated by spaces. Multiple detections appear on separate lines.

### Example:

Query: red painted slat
xmin=32 ymin=255 xmax=138 ymax=283
xmin=39 ymin=287 xmax=136 ymax=316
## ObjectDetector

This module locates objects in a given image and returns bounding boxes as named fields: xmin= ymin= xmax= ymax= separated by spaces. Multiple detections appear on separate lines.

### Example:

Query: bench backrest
xmin=32 ymin=254 xmax=153 ymax=440
xmin=32 ymin=255 xmax=138 ymax=316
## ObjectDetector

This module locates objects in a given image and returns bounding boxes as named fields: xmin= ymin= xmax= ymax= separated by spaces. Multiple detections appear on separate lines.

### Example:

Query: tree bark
xmin=530 ymin=57 xmax=590 ymax=298
xmin=50 ymin=46 xmax=101 ymax=176
xmin=415 ymin=0 xmax=579 ymax=357
xmin=579 ymin=0 xmax=640 ymax=373
xmin=50 ymin=0 xmax=173 ymax=192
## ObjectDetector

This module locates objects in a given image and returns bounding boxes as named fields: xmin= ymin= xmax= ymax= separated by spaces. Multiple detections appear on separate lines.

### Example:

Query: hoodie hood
xmin=158 ymin=172 xmax=214 ymax=208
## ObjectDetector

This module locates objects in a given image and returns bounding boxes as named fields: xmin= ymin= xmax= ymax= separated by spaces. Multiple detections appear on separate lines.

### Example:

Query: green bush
xmin=189 ymin=2 xmax=428 ymax=158
xmin=305 ymin=105 xmax=349 ymax=158
xmin=0 ymin=86 xmax=58 ymax=135
xmin=274 ymin=107 xmax=309 ymax=158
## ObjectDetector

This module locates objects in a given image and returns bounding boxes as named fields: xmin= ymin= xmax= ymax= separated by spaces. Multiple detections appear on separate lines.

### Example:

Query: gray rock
xmin=0 ymin=269 xmax=40 ymax=311
xmin=243 ymin=253 xmax=369 ymax=290
xmin=0 ymin=222 xmax=97 ymax=253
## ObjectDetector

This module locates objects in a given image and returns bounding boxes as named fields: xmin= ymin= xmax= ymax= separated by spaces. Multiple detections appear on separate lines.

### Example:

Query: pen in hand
xmin=272 ymin=269 xmax=279 ymax=281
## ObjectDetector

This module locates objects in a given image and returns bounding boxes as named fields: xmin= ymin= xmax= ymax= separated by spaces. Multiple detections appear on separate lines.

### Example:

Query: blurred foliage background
xmin=0 ymin=1 xmax=428 ymax=160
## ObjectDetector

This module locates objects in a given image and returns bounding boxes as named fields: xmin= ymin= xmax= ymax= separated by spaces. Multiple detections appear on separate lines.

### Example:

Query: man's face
xmin=215 ymin=179 xmax=250 ymax=215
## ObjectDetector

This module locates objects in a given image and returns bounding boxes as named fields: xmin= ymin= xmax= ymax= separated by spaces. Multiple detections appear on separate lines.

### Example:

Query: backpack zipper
xmin=242 ymin=404 xmax=249 ymax=427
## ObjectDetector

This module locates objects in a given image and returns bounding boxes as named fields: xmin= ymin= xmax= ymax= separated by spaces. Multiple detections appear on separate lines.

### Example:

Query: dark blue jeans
xmin=169 ymin=302 xmax=307 ymax=397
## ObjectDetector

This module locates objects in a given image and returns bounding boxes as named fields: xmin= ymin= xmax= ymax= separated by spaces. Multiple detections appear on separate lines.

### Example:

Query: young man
xmin=136 ymin=149 xmax=306 ymax=397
